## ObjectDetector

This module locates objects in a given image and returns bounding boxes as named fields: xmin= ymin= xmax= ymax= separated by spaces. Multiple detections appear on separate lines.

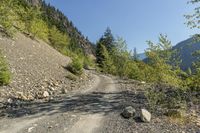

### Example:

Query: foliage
xmin=145 ymin=34 xmax=183 ymax=87
xmin=83 ymin=56 xmax=96 ymax=69
xmin=96 ymin=29 xmax=146 ymax=80
xmin=0 ymin=51 xmax=11 ymax=85
xmin=96 ymin=27 xmax=115 ymax=66
xmin=0 ymin=0 xmax=18 ymax=35
xmin=184 ymin=50 xmax=200 ymax=91
xmin=67 ymin=57 xmax=83 ymax=76
xmin=133 ymin=47 xmax=138 ymax=61
xmin=98 ymin=43 xmax=116 ymax=74
xmin=49 ymin=26 xmax=70 ymax=51
xmin=111 ymin=37 xmax=141 ymax=79
xmin=99 ymin=27 xmax=115 ymax=52
xmin=40 ymin=0 xmax=94 ymax=56
xmin=145 ymin=85 xmax=187 ymax=113
xmin=29 ymin=18 xmax=49 ymax=40
xmin=185 ymin=0 xmax=200 ymax=29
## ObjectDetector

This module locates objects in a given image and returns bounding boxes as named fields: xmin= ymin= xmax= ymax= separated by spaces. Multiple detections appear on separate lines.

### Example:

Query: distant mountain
xmin=137 ymin=53 xmax=146 ymax=60
xmin=138 ymin=37 xmax=200 ymax=71
xmin=173 ymin=37 xmax=200 ymax=71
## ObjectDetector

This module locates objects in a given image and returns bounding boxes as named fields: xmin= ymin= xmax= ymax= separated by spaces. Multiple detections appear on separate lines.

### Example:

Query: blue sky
xmin=45 ymin=0 xmax=198 ymax=53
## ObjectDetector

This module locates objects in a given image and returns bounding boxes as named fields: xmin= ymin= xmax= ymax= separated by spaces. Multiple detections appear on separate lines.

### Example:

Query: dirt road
xmin=0 ymin=74 xmax=119 ymax=133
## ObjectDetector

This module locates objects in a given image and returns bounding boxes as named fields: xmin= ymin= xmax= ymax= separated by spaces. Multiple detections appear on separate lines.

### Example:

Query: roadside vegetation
xmin=95 ymin=19 xmax=200 ymax=120
xmin=0 ymin=51 xmax=10 ymax=85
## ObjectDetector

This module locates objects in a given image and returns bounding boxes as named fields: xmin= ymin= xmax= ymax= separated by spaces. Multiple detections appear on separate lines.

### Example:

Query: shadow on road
xmin=0 ymin=91 xmax=147 ymax=119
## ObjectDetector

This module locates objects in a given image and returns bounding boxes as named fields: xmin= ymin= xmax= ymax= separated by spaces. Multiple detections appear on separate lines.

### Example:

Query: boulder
xmin=140 ymin=109 xmax=151 ymax=122
xmin=121 ymin=106 xmax=136 ymax=118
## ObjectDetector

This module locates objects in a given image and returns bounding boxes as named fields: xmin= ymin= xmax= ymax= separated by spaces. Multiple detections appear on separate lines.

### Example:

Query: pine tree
xmin=133 ymin=47 xmax=138 ymax=61
xmin=98 ymin=27 xmax=115 ymax=52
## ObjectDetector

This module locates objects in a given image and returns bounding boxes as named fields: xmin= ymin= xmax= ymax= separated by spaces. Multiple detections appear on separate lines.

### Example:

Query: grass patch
xmin=0 ymin=51 xmax=11 ymax=85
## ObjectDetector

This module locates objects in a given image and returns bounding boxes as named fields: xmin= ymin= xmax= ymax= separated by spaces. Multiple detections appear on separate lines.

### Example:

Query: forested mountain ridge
xmin=173 ymin=37 xmax=200 ymax=71
xmin=27 ymin=0 xmax=95 ymax=56
xmin=140 ymin=37 xmax=200 ymax=71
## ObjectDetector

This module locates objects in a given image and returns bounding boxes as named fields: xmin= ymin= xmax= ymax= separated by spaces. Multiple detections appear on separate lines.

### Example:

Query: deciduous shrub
xmin=67 ymin=57 xmax=83 ymax=76
xmin=145 ymin=84 xmax=187 ymax=113
xmin=0 ymin=52 xmax=11 ymax=85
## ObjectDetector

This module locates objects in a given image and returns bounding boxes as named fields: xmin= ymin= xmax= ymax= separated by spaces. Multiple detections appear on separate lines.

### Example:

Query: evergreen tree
xmin=133 ymin=47 xmax=138 ymax=61
xmin=145 ymin=34 xmax=182 ymax=86
xmin=96 ymin=27 xmax=115 ymax=66
xmin=101 ymin=44 xmax=116 ymax=74
xmin=98 ymin=27 xmax=115 ymax=52
xmin=96 ymin=42 xmax=106 ymax=67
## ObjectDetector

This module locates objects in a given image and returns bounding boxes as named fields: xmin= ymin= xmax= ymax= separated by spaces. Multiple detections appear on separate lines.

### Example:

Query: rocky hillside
xmin=0 ymin=32 xmax=95 ymax=101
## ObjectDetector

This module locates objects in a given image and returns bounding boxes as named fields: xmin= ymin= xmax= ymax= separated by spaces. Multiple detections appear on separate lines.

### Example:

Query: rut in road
xmin=68 ymin=75 xmax=117 ymax=133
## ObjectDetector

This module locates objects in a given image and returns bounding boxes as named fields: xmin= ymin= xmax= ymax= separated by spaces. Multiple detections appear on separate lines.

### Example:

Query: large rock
xmin=121 ymin=106 xmax=136 ymax=118
xmin=140 ymin=109 xmax=151 ymax=122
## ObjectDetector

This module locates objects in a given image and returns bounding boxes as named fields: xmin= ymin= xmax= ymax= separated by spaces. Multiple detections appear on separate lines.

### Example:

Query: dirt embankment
xmin=0 ymin=33 xmax=94 ymax=101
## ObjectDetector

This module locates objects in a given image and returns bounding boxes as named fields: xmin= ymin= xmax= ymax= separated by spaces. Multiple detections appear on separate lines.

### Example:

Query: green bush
xmin=83 ymin=56 xmax=95 ymax=69
xmin=67 ymin=57 xmax=83 ymax=76
xmin=0 ymin=0 xmax=17 ymax=36
xmin=49 ymin=26 xmax=70 ymax=51
xmin=145 ymin=84 xmax=187 ymax=112
xmin=0 ymin=53 xmax=11 ymax=85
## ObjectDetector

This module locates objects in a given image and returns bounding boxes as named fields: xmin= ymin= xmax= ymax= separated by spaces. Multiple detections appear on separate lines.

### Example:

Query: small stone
xmin=140 ymin=109 xmax=151 ymax=122
xmin=0 ymin=103 xmax=4 ymax=108
xmin=33 ymin=124 xmax=37 ymax=126
xmin=48 ymin=126 xmax=53 ymax=128
xmin=121 ymin=106 xmax=136 ymax=118
xmin=49 ymin=86 xmax=55 ymax=91
xmin=43 ymin=91 xmax=49 ymax=98
xmin=61 ymin=88 xmax=67 ymax=94
xmin=141 ymin=81 xmax=146 ymax=84
xmin=28 ymin=127 xmax=34 ymax=132
xmin=20 ymin=57 xmax=24 ymax=60
xmin=7 ymin=98 xmax=13 ymax=104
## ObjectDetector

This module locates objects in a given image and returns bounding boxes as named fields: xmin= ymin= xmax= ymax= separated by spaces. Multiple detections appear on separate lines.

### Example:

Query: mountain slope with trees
xmin=0 ymin=0 xmax=95 ymax=58
xmin=173 ymin=37 xmax=200 ymax=71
